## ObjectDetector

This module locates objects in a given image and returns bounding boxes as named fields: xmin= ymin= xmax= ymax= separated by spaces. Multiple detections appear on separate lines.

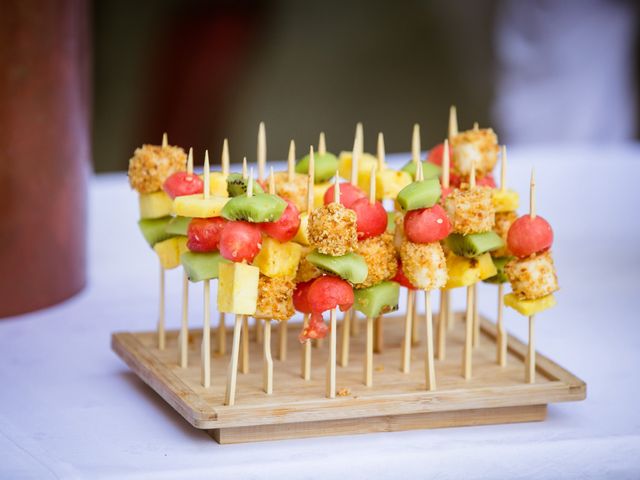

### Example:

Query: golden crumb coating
xmin=308 ymin=202 xmax=358 ymax=256
xmin=505 ymin=251 xmax=558 ymax=300
xmin=393 ymin=211 xmax=406 ymax=253
xmin=445 ymin=186 xmax=495 ymax=234
xmin=355 ymin=233 xmax=398 ymax=289
xmin=450 ymin=128 xmax=499 ymax=177
xmin=274 ymin=171 xmax=308 ymax=212
xmin=295 ymin=245 xmax=322 ymax=283
xmin=128 ymin=144 xmax=186 ymax=194
xmin=399 ymin=240 xmax=447 ymax=290
xmin=492 ymin=210 xmax=517 ymax=257
xmin=254 ymin=275 xmax=295 ymax=321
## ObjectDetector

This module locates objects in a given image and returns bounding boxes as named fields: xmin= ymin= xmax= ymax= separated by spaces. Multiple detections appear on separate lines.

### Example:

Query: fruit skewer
xmin=410 ymin=124 xmax=421 ymax=346
xmin=217 ymin=139 xmax=230 ymax=355
xmin=255 ymin=124 xmax=266 ymax=345
xmin=178 ymin=147 xmax=194 ymax=367
xmin=444 ymin=105 xmax=458 ymax=334
xmin=436 ymin=139 xmax=451 ymax=360
xmin=299 ymin=148 xmax=315 ymax=380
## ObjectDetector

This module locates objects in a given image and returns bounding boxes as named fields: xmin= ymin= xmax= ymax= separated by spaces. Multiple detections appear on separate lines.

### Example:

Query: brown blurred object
xmin=0 ymin=0 xmax=90 ymax=317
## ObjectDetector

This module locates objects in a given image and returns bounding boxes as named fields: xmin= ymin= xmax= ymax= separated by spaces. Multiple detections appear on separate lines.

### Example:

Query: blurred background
xmin=93 ymin=0 xmax=640 ymax=172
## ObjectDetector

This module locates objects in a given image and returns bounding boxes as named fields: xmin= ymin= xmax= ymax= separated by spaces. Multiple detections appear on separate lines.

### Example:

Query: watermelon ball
xmin=259 ymin=199 xmax=300 ymax=242
xmin=219 ymin=221 xmax=262 ymax=263
xmin=307 ymin=276 xmax=354 ymax=314
xmin=392 ymin=260 xmax=417 ymax=290
xmin=324 ymin=182 xmax=366 ymax=208
xmin=403 ymin=204 xmax=451 ymax=243
xmin=350 ymin=198 xmax=388 ymax=240
xmin=507 ymin=215 xmax=554 ymax=258
xmin=427 ymin=143 xmax=444 ymax=166
xmin=187 ymin=217 xmax=227 ymax=252
xmin=163 ymin=171 xmax=204 ymax=199
xmin=299 ymin=312 xmax=329 ymax=342
xmin=476 ymin=174 xmax=496 ymax=188
xmin=293 ymin=280 xmax=314 ymax=314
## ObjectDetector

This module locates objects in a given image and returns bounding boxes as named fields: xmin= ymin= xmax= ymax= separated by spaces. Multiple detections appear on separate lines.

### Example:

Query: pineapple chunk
xmin=376 ymin=169 xmax=412 ymax=200
xmin=139 ymin=191 xmax=173 ymax=219
xmin=338 ymin=151 xmax=378 ymax=184
xmin=445 ymin=252 xmax=497 ymax=289
xmin=176 ymin=236 xmax=189 ymax=256
xmin=153 ymin=236 xmax=185 ymax=270
xmin=173 ymin=194 xmax=228 ymax=218
xmin=294 ymin=212 xmax=310 ymax=245
xmin=313 ymin=182 xmax=332 ymax=209
xmin=492 ymin=189 xmax=519 ymax=213
xmin=253 ymin=238 xmax=302 ymax=280
xmin=217 ymin=262 xmax=259 ymax=315
xmin=504 ymin=293 xmax=556 ymax=316
xmin=209 ymin=172 xmax=229 ymax=197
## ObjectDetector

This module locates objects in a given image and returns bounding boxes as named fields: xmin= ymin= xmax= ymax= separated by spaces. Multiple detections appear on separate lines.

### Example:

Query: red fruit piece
xmin=218 ymin=221 xmax=262 ymax=263
xmin=298 ymin=312 xmax=329 ymax=342
xmin=307 ymin=276 xmax=354 ymax=314
xmin=427 ymin=143 xmax=444 ymax=166
xmin=163 ymin=171 xmax=204 ymax=199
xmin=293 ymin=280 xmax=314 ymax=314
xmin=477 ymin=174 xmax=496 ymax=188
xmin=507 ymin=215 xmax=554 ymax=258
xmin=404 ymin=204 xmax=451 ymax=243
xmin=350 ymin=197 xmax=387 ymax=240
xmin=448 ymin=172 xmax=462 ymax=188
xmin=324 ymin=182 xmax=366 ymax=208
xmin=440 ymin=185 xmax=454 ymax=200
xmin=392 ymin=261 xmax=417 ymax=290
xmin=259 ymin=199 xmax=300 ymax=242
xmin=187 ymin=217 xmax=227 ymax=252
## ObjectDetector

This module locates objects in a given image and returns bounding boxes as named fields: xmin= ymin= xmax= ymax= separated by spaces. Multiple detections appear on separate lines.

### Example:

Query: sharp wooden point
xmin=288 ymin=139 xmax=296 ymax=182
xmin=377 ymin=132 xmax=385 ymax=170
xmin=269 ymin=166 xmax=276 ymax=195
xmin=442 ymin=139 xmax=450 ymax=188
xmin=222 ymin=139 xmax=230 ymax=177
xmin=306 ymin=146 xmax=315 ymax=212
xmin=529 ymin=168 xmax=536 ymax=219
xmin=242 ymin=157 xmax=248 ymax=179
xmin=334 ymin=171 xmax=341 ymax=204
xmin=203 ymin=150 xmax=210 ymax=199
xmin=258 ymin=122 xmax=266 ymax=181
xmin=162 ymin=132 xmax=168 ymax=148
xmin=247 ymin=167 xmax=254 ymax=197
xmin=318 ymin=132 xmax=326 ymax=155
xmin=448 ymin=106 xmax=458 ymax=139
xmin=412 ymin=124 xmax=421 ymax=164
xmin=469 ymin=159 xmax=476 ymax=188
xmin=187 ymin=147 xmax=194 ymax=175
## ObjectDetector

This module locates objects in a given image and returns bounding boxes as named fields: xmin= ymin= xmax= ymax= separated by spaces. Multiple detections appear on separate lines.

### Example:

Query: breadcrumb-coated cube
xmin=354 ymin=233 xmax=398 ymax=289
xmin=295 ymin=245 xmax=322 ymax=283
xmin=128 ymin=144 xmax=187 ymax=194
xmin=450 ymin=128 xmax=499 ymax=177
xmin=308 ymin=202 xmax=357 ymax=256
xmin=493 ymin=210 xmax=517 ymax=257
xmin=445 ymin=186 xmax=495 ymax=235
xmin=274 ymin=172 xmax=308 ymax=212
xmin=505 ymin=251 xmax=558 ymax=300
xmin=254 ymin=275 xmax=295 ymax=321
xmin=399 ymin=240 xmax=447 ymax=290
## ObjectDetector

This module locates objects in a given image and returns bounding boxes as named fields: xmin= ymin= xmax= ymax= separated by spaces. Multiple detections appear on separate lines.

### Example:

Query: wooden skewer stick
xmin=225 ymin=314 xmax=243 ymax=405
xmin=436 ymin=289 xmax=447 ymax=361
xmin=463 ymin=285 xmax=474 ymax=379
xmin=287 ymin=140 xmax=296 ymax=182
xmin=350 ymin=129 xmax=360 ymax=186
xmin=178 ymin=147 xmax=194 ymax=367
xmin=424 ymin=289 xmax=436 ymax=391
xmin=158 ymin=262 xmax=165 ymax=350
xmin=301 ymin=313 xmax=311 ymax=380
xmin=263 ymin=319 xmax=273 ymax=394
xmin=257 ymin=121 xmax=266 ymax=181
xmin=411 ymin=123 xmax=421 ymax=165
xmin=364 ymin=316 xmax=374 ymax=386
xmin=469 ymin=158 xmax=476 ymax=188
xmin=222 ymin=139 xmax=230 ymax=177
xmin=242 ymin=157 xmax=248 ymax=178
xmin=318 ymin=131 xmax=326 ymax=155
xmin=530 ymin=169 xmax=536 ymax=219
xmin=162 ymin=132 xmax=168 ymax=148
xmin=356 ymin=122 xmax=363 ymax=156
xmin=377 ymin=132 xmax=385 ymax=171
xmin=448 ymin=106 xmax=458 ymax=139
xmin=441 ymin=139 xmax=453 ymax=333
xmin=300 ymin=147 xmax=315 ymax=380
xmin=201 ymin=151 xmax=212 ymax=386
xmin=333 ymin=171 xmax=341 ymax=203
xmin=340 ymin=308 xmax=352 ymax=367
xmin=497 ymin=284 xmax=506 ymax=366
xmin=326 ymin=308 xmax=337 ymax=398
xmin=472 ymin=283 xmax=480 ymax=348
xmin=239 ymin=170 xmax=253 ymax=374
xmin=473 ymin=122 xmax=479 ymax=131
xmin=526 ymin=315 xmax=536 ymax=383
xmin=401 ymin=289 xmax=415 ymax=373
xmin=411 ymin=161 xmax=424 ymax=347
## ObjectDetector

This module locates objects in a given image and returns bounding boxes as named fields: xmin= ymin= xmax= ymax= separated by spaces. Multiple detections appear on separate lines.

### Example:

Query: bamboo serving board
xmin=111 ymin=314 xmax=585 ymax=444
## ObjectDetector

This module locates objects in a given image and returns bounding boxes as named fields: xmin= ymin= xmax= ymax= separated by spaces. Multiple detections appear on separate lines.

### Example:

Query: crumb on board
xmin=337 ymin=388 xmax=351 ymax=397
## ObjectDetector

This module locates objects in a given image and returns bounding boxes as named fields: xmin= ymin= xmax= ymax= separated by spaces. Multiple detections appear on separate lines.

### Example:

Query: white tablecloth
xmin=1 ymin=145 xmax=639 ymax=479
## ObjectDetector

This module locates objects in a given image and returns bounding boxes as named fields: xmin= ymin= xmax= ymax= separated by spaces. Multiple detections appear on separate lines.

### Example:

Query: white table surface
xmin=1 ymin=145 xmax=639 ymax=479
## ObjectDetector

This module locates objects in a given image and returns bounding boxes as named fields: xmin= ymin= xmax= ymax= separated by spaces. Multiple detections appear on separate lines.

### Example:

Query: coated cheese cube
xmin=505 ymin=252 xmax=558 ymax=300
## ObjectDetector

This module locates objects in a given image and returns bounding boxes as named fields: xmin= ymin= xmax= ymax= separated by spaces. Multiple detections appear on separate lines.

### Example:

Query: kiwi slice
xmin=181 ymin=251 xmax=224 ymax=282
xmin=401 ymin=160 xmax=442 ymax=180
xmin=221 ymin=193 xmax=287 ymax=223
xmin=226 ymin=173 xmax=265 ymax=197
xmin=296 ymin=152 xmax=338 ymax=183
xmin=483 ymin=256 xmax=512 ymax=284
xmin=446 ymin=231 xmax=504 ymax=258
xmin=138 ymin=216 xmax=173 ymax=247
xmin=306 ymin=250 xmax=368 ymax=284
xmin=386 ymin=211 xmax=396 ymax=234
xmin=165 ymin=216 xmax=192 ymax=236
xmin=354 ymin=281 xmax=400 ymax=318
xmin=396 ymin=178 xmax=441 ymax=211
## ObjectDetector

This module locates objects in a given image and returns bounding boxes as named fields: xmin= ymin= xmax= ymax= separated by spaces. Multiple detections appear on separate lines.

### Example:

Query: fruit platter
xmin=112 ymin=108 xmax=585 ymax=444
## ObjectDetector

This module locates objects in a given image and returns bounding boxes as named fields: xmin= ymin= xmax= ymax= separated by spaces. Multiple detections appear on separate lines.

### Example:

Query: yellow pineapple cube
xmin=338 ymin=151 xmax=378 ymax=183
xmin=253 ymin=237 xmax=302 ymax=280
xmin=176 ymin=236 xmax=189 ymax=256
xmin=477 ymin=252 xmax=498 ymax=280
xmin=492 ymin=189 xmax=520 ymax=213
xmin=376 ymin=168 xmax=412 ymax=200
xmin=504 ymin=293 xmax=556 ymax=316
xmin=314 ymin=182 xmax=332 ymax=209
xmin=199 ymin=172 xmax=228 ymax=197
xmin=173 ymin=194 xmax=228 ymax=218
xmin=153 ymin=237 xmax=183 ymax=270
xmin=139 ymin=191 xmax=173 ymax=219
xmin=294 ymin=212 xmax=310 ymax=245
xmin=217 ymin=262 xmax=259 ymax=315
xmin=445 ymin=252 xmax=496 ymax=289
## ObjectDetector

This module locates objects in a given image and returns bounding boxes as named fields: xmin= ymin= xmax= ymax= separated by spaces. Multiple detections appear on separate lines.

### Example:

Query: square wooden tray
xmin=112 ymin=313 xmax=585 ymax=444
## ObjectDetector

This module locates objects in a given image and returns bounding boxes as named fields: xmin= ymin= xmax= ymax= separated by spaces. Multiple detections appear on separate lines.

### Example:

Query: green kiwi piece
xmin=221 ymin=193 xmax=287 ymax=223
xmin=181 ymin=251 xmax=225 ymax=282
xmin=226 ymin=172 xmax=265 ymax=197
xmin=446 ymin=231 xmax=505 ymax=258
xmin=165 ymin=216 xmax=192 ymax=236
xmin=306 ymin=250 xmax=368 ymax=284
xmin=401 ymin=160 xmax=442 ymax=180
xmin=396 ymin=178 xmax=441 ymax=211
xmin=138 ymin=216 xmax=174 ymax=247
xmin=354 ymin=281 xmax=400 ymax=318
xmin=386 ymin=211 xmax=396 ymax=234
xmin=296 ymin=152 xmax=338 ymax=183
xmin=484 ymin=256 xmax=512 ymax=284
